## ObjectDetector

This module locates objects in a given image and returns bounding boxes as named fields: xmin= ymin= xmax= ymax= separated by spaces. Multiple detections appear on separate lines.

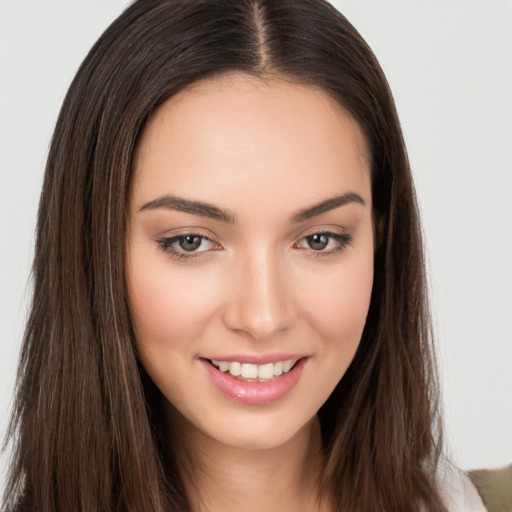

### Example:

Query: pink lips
xmin=200 ymin=356 xmax=308 ymax=405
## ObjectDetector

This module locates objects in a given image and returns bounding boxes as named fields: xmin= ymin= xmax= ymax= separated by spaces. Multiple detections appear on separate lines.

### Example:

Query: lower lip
xmin=200 ymin=358 xmax=308 ymax=405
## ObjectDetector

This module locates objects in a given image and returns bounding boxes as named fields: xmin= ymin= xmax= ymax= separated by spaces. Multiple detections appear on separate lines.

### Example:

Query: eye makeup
xmin=156 ymin=232 xmax=221 ymax=261
xmin=294 ymin=231 xmax=353 ymax=257
xmin=156 ymin=229 xmax=353 ymax=262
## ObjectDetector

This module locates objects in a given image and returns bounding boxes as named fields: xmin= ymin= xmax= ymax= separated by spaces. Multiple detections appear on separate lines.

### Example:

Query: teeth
xmin=283 ymin=360 xmax=294 ymax=372
xmin=229 ymin=361 xmax=241 ymax=376
xmin=241 ymin=363 xmax=258 ymax=379
xmin=210 ymin=359 xmax=298 ymax=379
xmin=258 ymin=363 xmax=274 ymax=379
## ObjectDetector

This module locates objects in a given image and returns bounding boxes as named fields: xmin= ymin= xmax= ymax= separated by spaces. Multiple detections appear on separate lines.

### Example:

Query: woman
xmin=1 ymin=1 xmax=490 ymax=511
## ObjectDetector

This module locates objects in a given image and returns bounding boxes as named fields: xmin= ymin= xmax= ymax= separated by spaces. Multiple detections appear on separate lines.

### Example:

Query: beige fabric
xmin=469 ymin=465 xmax=512 ymax=512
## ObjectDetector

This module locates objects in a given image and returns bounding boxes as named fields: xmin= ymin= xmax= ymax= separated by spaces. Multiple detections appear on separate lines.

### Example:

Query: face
xmin=126 ymin=73 xmax=374 ymax=451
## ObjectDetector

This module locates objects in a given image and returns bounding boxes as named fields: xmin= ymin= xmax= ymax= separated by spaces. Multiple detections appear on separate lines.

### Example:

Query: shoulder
xmin=437 ymin=464 xmax=488 ymax=512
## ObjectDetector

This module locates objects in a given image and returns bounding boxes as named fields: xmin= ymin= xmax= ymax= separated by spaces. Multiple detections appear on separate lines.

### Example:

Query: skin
xmin=126 ymin=73 xmax=374 ymax=512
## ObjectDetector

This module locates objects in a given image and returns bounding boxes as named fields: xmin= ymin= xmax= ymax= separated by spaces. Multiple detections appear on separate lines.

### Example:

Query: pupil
xmin=308 ymin=234 xmax=329 ymax=250
xmin=179 ymin=235 xmax=201 ymax=251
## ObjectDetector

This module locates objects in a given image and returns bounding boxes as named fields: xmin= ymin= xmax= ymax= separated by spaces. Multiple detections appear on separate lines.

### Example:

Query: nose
xmin=222 ymin=248 xmax=296 ymax=340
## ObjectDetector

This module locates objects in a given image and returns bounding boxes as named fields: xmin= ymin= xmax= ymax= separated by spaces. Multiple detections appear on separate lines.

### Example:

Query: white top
xmin=439 ymin=466 xmax=487 ymax=512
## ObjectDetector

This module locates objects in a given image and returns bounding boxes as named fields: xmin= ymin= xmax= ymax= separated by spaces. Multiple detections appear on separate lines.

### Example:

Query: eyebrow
xmin=139 ymin=195 xmax=236 ymax=223
xmin=291 ymin=192 xmax=365 ymax=222
xmin=139 ymin=191 xmax=365 ymax=224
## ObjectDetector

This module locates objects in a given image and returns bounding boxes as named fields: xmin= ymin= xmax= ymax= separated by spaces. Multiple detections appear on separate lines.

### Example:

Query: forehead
xmin=131 ymin=73 xmax=371 ymax=214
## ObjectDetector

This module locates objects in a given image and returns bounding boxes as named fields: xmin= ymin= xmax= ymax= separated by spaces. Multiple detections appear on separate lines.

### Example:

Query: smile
xmin=201 ymin=356 xmax=308 ymax=405
xmin=210 ymin=359 xmax=298 ymax=381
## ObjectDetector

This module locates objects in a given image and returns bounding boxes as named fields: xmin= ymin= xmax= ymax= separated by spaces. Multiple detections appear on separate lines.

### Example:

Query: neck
xmin=166 ymin=410 xmax=329 ymax=512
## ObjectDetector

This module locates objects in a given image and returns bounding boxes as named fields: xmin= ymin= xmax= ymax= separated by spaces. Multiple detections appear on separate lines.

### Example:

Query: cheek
xmin=126 ymin=249 xmax=220 ymax=356
xmin=296 ymin=249 xmax=374 ymax=353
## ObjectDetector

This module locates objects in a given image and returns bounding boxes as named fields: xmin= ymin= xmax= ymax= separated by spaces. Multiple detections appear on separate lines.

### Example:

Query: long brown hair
xmin=3 ymin=1 xmax=445 ymax=510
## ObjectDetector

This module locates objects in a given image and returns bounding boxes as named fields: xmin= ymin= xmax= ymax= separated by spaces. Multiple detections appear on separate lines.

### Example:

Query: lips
xmin=200 ymin=355 xmax=308 ymax=405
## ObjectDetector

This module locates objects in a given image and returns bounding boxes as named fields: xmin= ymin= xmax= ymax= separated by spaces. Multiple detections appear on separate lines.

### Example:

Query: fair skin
xmin=126 ymin=73 xmax=374 ymax=512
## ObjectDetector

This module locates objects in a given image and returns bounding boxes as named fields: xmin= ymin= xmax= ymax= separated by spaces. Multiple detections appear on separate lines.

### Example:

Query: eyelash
xmin=157 ymin=232 xmax=219 ymax=261
xmin=156 ymin=231 xmax=353 ymax=261
xmin=294 ymin=232 xmax=353 ymax=257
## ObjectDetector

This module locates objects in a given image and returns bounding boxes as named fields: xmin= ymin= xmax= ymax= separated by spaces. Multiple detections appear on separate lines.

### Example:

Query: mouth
xmin=208 ymin=358 xmax=300 ymax=382
xmin=200 ymin=356 xmax=308 ymax=405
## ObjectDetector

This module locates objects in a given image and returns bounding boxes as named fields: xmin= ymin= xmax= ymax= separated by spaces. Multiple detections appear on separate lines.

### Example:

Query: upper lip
xmin=201 ymin=353 xmax=308 ymax=365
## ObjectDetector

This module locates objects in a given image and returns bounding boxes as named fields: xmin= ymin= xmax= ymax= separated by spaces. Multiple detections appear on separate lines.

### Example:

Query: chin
xmin=165 ymin=397 xmax=319 ymax=452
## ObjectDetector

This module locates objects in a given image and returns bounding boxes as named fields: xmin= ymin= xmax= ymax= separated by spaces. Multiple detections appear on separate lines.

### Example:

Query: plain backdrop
xmin=1 ymin=0 xmax=511 ymax=495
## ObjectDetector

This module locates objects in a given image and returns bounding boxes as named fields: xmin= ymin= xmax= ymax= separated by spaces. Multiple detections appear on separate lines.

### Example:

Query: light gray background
xmin=1 ymin=0 xmax=511 ymax=494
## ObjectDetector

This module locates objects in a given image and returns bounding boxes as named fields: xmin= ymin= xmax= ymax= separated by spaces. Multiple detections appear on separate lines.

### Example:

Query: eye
xmin=175 ymin=234 xmax=206 ymax=252
xmin=305 ymin=233 xmax=330 ymax=251
xmin=157 ymin=233 xmax=219 ymax=260
xmin=295 ymin=231 xmax=352 ymax=254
